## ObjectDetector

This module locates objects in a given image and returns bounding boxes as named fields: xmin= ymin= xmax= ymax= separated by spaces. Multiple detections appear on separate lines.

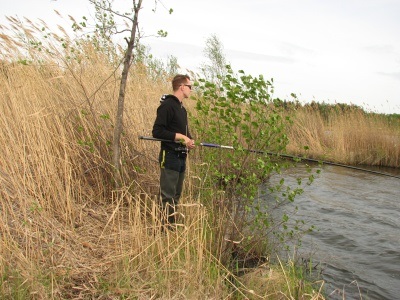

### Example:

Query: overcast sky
xmin=2 ymin=0 xmax=400 ymax=114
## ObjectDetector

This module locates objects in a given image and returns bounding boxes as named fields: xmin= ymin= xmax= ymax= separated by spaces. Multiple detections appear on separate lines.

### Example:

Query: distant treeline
xmin=273 ymin=98 xmax=400 ymax=123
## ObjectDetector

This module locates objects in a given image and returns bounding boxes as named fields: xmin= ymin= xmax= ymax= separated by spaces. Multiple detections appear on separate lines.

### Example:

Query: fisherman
xmin=152 ymin=74 xmax=195 ymax=230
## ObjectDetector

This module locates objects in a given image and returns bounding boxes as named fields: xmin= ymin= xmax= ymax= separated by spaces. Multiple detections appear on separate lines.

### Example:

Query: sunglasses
xmin=182 ymin=84 xmax=192 ymax=90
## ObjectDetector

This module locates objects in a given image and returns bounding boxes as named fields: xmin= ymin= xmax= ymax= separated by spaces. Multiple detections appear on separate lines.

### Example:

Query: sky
xmin=2 ymin=0 xmax=400 ymax=114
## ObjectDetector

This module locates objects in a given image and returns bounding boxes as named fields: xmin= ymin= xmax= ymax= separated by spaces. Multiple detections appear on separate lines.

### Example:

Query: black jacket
xmin=152 ymin=94 xmax=192 ymax=152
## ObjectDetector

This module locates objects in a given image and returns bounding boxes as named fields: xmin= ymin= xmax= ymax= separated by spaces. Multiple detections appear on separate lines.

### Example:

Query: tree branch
xmin=88 ymin=0 xmax=135 ymax=23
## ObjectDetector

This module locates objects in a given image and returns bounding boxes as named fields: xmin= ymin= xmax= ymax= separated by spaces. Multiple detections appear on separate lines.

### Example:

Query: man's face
xmin=182 ymin=80 xmax=192 ymax=98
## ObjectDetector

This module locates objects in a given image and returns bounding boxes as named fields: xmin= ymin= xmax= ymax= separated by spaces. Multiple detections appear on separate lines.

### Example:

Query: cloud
xmin=377 ymin=71 xmax=400 ymax=81
xmin=278 ymin=42 xmax=315 ymax=57
xmin=145 ymin=39 xmax=203 ymax=58
xmin=226 ymin=49 xmax=295 ymax=64
xmin=364 ymin=45 xmax=396 ymax=55
xmin=145 ymin=39 xmax=296 ymax=67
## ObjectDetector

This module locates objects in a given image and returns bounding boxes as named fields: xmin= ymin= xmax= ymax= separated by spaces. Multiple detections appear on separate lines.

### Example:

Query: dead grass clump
xmin=238 ymin=263 xmax=325 ymax=299
xmin=286 ymin=107 xmax=326 ymax=158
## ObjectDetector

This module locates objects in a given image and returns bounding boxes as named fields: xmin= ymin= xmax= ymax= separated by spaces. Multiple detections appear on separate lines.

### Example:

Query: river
xmin=266 ymin=164 xmax=400 ymax=299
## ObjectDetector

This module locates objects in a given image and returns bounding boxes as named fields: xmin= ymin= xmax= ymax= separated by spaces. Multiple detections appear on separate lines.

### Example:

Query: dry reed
xmin=287 ymin=106 xmax=400 ymax=167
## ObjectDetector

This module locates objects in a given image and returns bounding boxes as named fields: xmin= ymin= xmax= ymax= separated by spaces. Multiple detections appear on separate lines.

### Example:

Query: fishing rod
xmin=138 ymin=136 xmax=400 ymax=179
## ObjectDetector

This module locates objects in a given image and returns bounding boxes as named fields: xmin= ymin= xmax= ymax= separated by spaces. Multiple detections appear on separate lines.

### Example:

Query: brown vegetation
xmin=286 ymin=106 xmax=400 ymax=168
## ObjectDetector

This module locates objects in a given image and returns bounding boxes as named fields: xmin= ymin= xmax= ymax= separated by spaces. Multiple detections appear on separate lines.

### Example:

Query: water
xmin=267 ymin=164 xmax=400 ymax=299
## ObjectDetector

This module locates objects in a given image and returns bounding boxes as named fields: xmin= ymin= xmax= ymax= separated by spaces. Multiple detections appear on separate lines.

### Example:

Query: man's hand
xmin=186 ymin=139 xmax=195 ymax=149
xmin=175 ymin=134 xmax=195 ymax=149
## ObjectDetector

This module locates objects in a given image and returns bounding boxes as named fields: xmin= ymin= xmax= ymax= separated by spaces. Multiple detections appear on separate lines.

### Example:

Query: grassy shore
xmin=2 ymin=25 xmax=398 ymax=298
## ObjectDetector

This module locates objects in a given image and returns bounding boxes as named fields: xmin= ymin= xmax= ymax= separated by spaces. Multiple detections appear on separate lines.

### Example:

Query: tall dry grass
xmin=287 ymin=106 xmax=400 ymax=167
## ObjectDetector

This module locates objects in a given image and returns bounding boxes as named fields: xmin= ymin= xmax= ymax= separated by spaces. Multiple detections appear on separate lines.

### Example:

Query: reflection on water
xmin=267 ymin=164 xmax=400 ymax=300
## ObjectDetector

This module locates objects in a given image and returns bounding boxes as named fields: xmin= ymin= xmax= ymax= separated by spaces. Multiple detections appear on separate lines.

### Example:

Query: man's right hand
xmin=175 ymin=134 xmax=195 ymax=149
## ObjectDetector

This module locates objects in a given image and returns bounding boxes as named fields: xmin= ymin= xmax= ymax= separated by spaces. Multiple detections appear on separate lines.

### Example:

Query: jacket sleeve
xmin=152 ymin=102 xmax=176 ymax=141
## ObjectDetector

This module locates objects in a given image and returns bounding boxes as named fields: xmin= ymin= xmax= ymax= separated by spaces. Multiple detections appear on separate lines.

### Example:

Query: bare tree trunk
xmin=112 ymin=0 xmax=143 ymax=187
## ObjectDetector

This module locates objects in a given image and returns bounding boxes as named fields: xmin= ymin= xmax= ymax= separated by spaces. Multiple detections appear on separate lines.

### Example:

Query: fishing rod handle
xmin=138 ymin=136 xmax=179 ymax=143
xmin=200 ymin=142 xmax=221 ymax=148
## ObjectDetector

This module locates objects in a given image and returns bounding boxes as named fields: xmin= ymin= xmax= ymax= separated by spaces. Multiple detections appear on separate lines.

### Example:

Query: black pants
xmin=159 ymin=150 xmax=186 ymax=225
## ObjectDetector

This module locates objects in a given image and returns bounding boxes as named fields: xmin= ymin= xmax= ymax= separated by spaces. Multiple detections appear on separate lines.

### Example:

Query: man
xmin=152 ymin=74 xmax=195 ymax=229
